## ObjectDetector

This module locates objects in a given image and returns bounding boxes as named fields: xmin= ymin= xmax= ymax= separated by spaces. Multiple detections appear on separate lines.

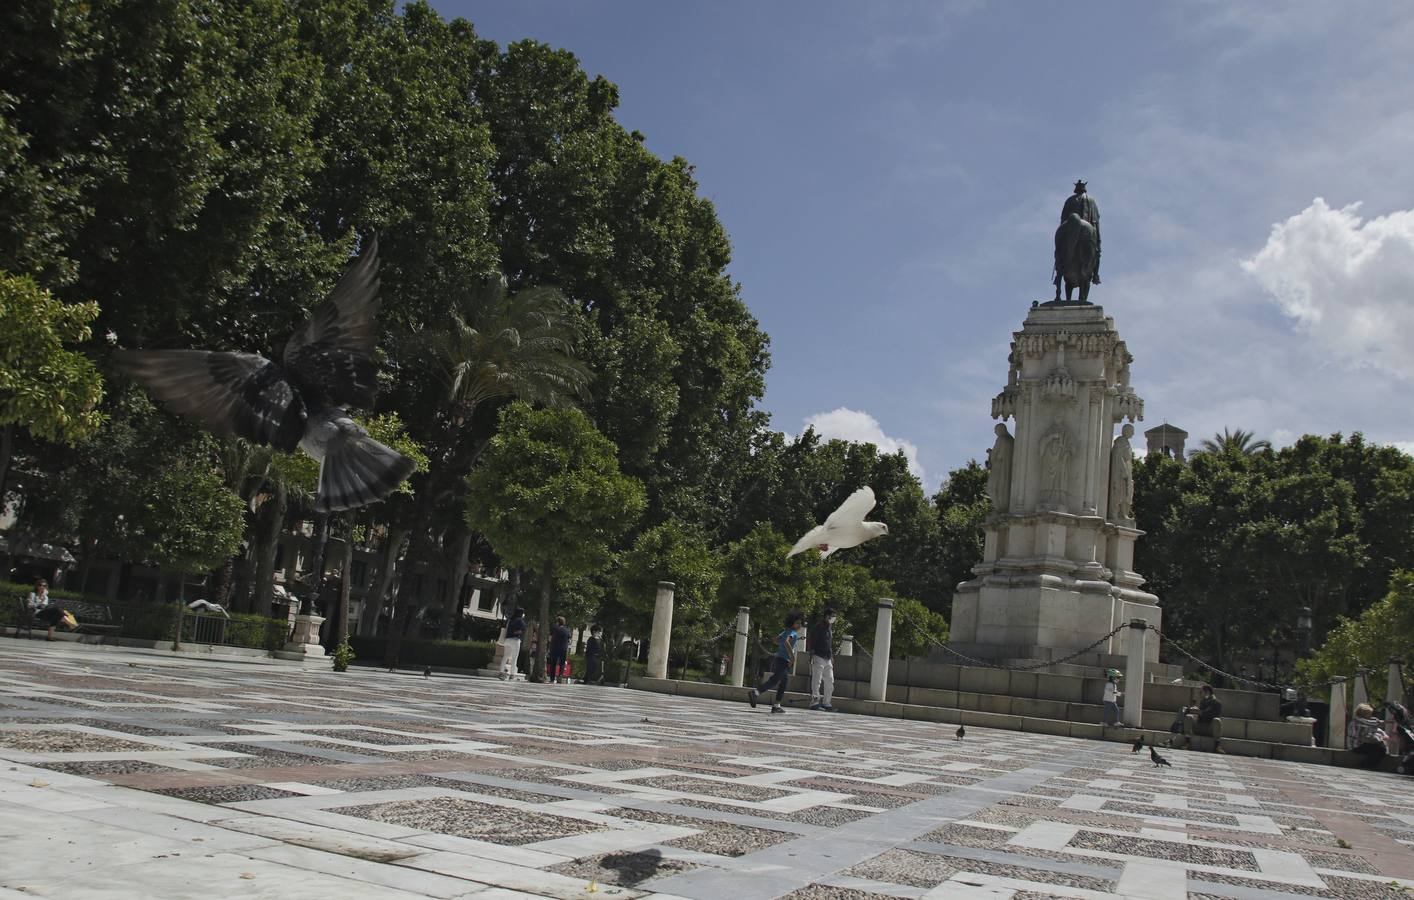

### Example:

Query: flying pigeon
xmin=1131 ymin=735 xmax=1144 ymax=754
xmin=955 ymin=724 xmax=966 ymax=742
xmin=115 ymin=236 xmax=415 ymax=513
xmin=186 ymin=599 xmax=230 ymax=618
xmin=788 ymin=486 xmax=889 ymax=559
xmin=1150 ymin=744 xmax=1172 ymax=768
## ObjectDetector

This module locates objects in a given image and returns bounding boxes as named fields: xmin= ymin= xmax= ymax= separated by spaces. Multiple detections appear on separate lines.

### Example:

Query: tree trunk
xmin=532 ymin=559 xmax=553 ymax=683
xmin=252 ymin=481 xmax=287 ymax=617
xmin=304 ymin=513 xmax=331 ymax=616
xmin=233 ymin=540 xmax=258 ymax=614
xmin=438 ymin=528 xmax=473 ymax=640
xmin=336 ymin=513 xmax=354 ymax=646
xmin=359 ymin=526 xmax=409 ymax=636
xmin=212 ymin=555 xmax=236 ymax=608
xmin=0 ymin=423 xmax=13 ymax=505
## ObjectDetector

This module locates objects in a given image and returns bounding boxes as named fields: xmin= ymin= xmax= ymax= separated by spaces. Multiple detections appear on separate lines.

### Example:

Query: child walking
xmin=749 ymin=611 xmax=805 ymax=714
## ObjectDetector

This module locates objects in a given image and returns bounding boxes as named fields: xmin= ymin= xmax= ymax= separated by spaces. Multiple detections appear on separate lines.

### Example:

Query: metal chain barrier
xmin=1150 ymin=627 xmax=1342 ymax=693
xmin=893 ymin=606 xmax=1126 ymax=672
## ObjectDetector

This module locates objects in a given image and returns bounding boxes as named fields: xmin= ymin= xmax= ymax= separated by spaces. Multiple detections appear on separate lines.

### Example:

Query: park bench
xmin=66 ymin=601 xmax=124 ymax=644
xmin=10 ymin=596 xmax=35 ymax=639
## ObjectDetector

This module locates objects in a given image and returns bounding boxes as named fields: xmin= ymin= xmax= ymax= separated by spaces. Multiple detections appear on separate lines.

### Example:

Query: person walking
xmin=1182 ymin=684 xmax=1225 ymax=752
xmin=584 ymin=623 xmax=606 ymax=685
xmin=1102 ymin=670 xmax=1122 ymax=727
xmin=749 ymin=611 xmax=804 ymax=714
xmin=548 ymin=616 xmax=572 ymax=683
xmin=808 ymin=608 xmax=837 ymax=711
xmin=499 ymin=607 xmax=526 ymax=681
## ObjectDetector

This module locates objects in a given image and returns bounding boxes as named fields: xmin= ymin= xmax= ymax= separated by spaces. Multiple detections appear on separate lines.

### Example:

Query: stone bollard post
xmin=1123 ymin=618 xmax=1147 ymax=727
xmin=1328 ymin=676 xmax=1348 ymax=749
xmin=839 ymin=635 xmax=854 ymax=657
xmin=868 ymin=599 xmax=894 ymax=702
xmin=730 ymin=607 xmax=750 ymax=687
xmin=646 ymin=581 xmax=675 ymax=680
xmin=1353 ymin=667 xmax=1370 ymax=711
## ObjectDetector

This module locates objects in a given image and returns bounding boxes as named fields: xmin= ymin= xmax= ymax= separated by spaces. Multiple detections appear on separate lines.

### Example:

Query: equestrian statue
xmin=1053 ymin=180 xmax=1101 ymax=304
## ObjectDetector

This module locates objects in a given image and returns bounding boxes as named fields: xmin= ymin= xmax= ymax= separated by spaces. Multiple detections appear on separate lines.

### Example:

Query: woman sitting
xmin=1348 ymin=703 xmax=1388 ymax=769
xmin=26 ymin=580 xmax=75 ymax=641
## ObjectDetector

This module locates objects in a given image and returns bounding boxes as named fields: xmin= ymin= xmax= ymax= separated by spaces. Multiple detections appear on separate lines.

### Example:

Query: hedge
xmin=1 ymin=581 xmax=285 ymax=651
xmin=349 ymin=635 xmax=496 ymax=670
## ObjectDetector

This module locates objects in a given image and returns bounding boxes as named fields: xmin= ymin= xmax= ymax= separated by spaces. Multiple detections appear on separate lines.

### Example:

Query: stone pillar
xmin=839 ymin=635 xmax=854 ymax=657
xmin=1353 ymin=667 xmax=1370 ymax=711
xmin=1123 ymin=618 xmax=1147 ymax=727
xmin=284 ymin=614 xmax=327 ymax=657
xmin=868 ymin=599 xmax=893 ymax=702
xmin=729 ymin=607 xmax=749 ymax=687
xmin=1328 ymin=676 xmax=1348 ymax=749
xmin=645 ymin=581 xmax=675 ymax=680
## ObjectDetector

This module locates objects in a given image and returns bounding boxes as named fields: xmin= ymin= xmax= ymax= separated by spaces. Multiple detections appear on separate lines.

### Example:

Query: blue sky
xmin=439 ymin=1 xmax=1414 ymax=492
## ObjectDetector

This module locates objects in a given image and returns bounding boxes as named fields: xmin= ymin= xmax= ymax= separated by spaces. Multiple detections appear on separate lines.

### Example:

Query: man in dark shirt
xmin=1182 ymin=684 xmax=1224 ymax=753
xmin=584 ymin=623 xmax=605 ymax=685
xmin=548 ymin=616 xmax=572 ymax=683
xmin=808 ymin=608 xmax=838 ymax=711
xmin=499 ymin=608 xmax=526 ymax=681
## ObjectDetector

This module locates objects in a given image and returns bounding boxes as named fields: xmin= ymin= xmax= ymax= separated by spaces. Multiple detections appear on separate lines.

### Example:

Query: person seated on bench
xmin=27 ymin=579 xmax=76 ymax=641
xmin=1183 ymin=684 xmax=1225 ymax=753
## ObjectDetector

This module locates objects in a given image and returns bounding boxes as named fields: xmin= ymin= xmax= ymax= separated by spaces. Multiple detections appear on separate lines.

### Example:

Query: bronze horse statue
xmin=1053 ymin=212 xmax=1097 ymax=303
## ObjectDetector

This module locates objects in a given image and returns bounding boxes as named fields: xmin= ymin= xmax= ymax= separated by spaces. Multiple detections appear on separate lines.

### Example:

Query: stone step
xmin=819 ymin=653 xmax=1284 ymax=721
xmin=629 ymin=676 xmax=1369 ymax=766
xmin=788 ymin=673 xmax=1315 ymax=746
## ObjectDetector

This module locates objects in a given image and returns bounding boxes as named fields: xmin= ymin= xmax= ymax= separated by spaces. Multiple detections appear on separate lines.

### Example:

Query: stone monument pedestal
xmin=950 ymin=301 xmax=1161 ymax=670
xmin=282 ymin=614 xmax=327 ymax=658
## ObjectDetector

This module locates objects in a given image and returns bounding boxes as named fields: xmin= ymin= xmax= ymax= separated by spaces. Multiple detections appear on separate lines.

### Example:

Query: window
xmin=350 ymin=561 xmax=368 ymax=589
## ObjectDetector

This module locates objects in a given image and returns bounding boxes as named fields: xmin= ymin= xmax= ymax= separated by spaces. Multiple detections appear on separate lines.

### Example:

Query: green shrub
xmin=332 ymin=640 xmax=355 ymax=672
xmin=348 ymin=635 xmax=495 ymax=670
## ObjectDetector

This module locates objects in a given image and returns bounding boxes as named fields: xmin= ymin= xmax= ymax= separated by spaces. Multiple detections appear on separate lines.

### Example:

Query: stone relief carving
xmin=1109 ymin=423 xmax=1135 ymax=524
xmin=1039 ymin=425 xmax=1073 ymax=510
xmin=1016 ymin=330 xmax=1120 ymax=359
xmin=986 ymin=423 xmax=1014 ymax=513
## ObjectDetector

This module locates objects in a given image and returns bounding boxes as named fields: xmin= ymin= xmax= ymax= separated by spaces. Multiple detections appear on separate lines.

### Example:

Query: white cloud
xmin=803 ymin=408 xmax=928 ymax=487
xmin=1243 ymin=199 xmax=1414 ymax=379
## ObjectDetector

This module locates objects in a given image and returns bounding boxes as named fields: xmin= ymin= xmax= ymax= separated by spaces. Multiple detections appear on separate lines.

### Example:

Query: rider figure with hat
xmin=1061 ymin=180 xmax=1101 ymax=284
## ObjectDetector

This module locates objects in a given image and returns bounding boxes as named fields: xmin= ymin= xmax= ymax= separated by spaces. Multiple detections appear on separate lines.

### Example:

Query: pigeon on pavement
xmin=955 ymin=724 xmax=966 ymax=741
xmin=1131 ymin=735 xmax=1144 ymax=753
xmin=788 ymin=486 xmax=889 ymax=559
xmin=116 ymin=236 xmax=415 ymax=513
xmin=1150 ymin=744 xmax=1173 ymax=768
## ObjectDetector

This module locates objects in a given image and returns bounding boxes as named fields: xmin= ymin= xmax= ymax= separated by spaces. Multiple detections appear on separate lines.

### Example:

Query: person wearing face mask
xmin=749 ymin=611 xmax=805 ymax=714
xmin=808 ymin=608 xmax=838 ymax=711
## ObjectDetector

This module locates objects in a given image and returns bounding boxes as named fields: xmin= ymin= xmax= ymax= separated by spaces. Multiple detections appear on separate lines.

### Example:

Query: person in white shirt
xmin=1102 ymin=671 xmax=1121 ymax=726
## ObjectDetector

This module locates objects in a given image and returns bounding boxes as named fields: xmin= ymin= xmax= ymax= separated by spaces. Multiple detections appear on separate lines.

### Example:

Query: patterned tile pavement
xmin=1 ymin=641 xmax=1412 ymax=899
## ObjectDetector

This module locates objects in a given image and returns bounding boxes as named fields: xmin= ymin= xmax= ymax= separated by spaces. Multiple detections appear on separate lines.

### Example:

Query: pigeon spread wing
xmin=787 ymin=523 xmax=829 ymax=558
xmin=283 ymin=236 xmax=382 ymax=409
xmin=316 ymin=426 xmax=417 ymax=513
xmin=824 ymin=486 xmax=877 ymax=529
xmin=115 ymin=350 xmax=306 ymax=451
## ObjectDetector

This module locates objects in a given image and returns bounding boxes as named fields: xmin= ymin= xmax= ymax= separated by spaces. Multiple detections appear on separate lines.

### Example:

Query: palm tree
xmin=1197 ymin=428 xmax=1272 ymax=457
xmin=426 ymin=278 xmax=591 ymax=431
xmin=386 ymin=278 xmax=591 ymax=651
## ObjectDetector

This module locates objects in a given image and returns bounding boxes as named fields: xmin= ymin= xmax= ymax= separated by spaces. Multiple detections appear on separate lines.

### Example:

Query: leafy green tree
xmin=933 ymin=460 xmax=989 ymax=597
xmin=1297 ymin=571 xmax=1414 ymax=700
xmin=0 ymin=273 xmax=104 ymax=494
xmin=466 ymin=403 xmax=644 ymax=680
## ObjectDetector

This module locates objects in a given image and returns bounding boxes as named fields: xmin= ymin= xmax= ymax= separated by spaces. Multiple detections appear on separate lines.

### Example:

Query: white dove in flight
xmin=788 ymin=486 xmax=889 ymax=559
